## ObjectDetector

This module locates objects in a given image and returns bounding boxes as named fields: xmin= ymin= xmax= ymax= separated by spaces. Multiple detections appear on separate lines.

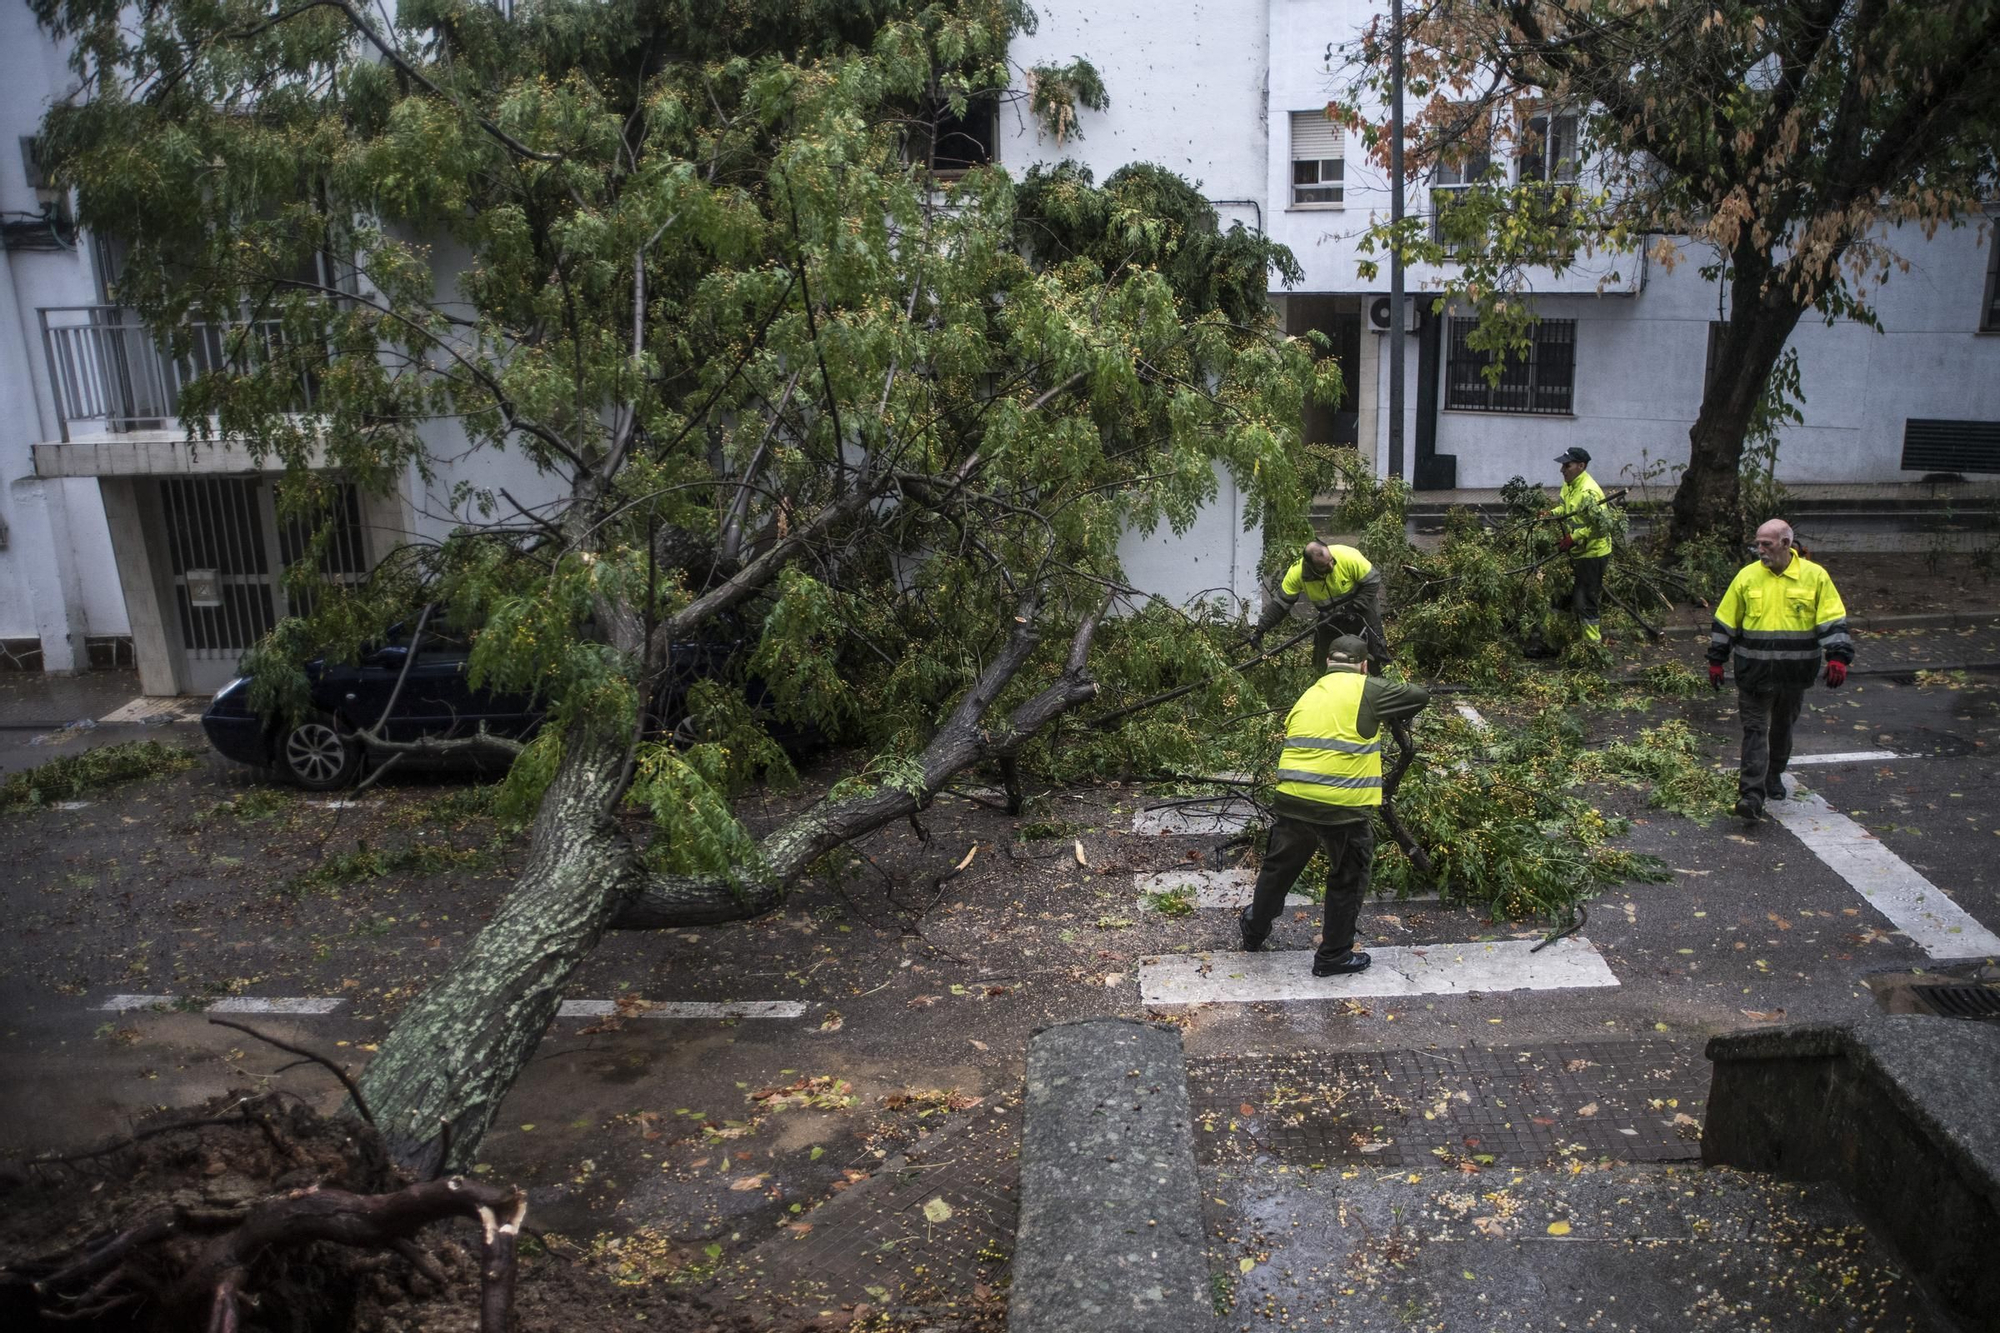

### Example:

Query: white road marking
xmin=1786 ymin=750 xmax=1908 ymax=766
xmin=1138 ymin=937 xmax=1618 ymax=1005
xmin=96 ymin=995 xmax=806 ymax=1019
xmin=1134 ymin=866 xmax=1436 ymax=910
xmin=209 ymin=997 xmax=346 ymax=1015
xmin=555 ymin=1000 xmax=807 ymax=1020
xmin=1767 ymin=791 xmax=2000 ymax=960
xmin=1132 ymin=798 xmax=1258 ymax=837
xmin=95 ymin=995 xmax=344 ymax=1014
xmin=1454 ymin=703 xmax=1490 ymax=730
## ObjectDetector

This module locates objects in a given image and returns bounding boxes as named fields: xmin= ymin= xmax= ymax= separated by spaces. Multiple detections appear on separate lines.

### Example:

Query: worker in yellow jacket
xmin=1706 ymin=519 xmax=1852 ymax=821
xmin=1240 ymin=635 xmax=1430 ymax=976
xmin=1251 ymin=540 xmax=1389 ymax=668
xmin=1540 ymin=447 xmax=1613 ymax=644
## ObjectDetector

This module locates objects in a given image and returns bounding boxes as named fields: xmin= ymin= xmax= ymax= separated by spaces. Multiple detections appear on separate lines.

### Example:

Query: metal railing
xmin=36 ymin=306 xmax=315 ymax=442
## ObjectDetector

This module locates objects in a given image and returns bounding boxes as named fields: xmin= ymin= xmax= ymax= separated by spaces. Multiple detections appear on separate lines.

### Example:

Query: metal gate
xmin=158 ymin=477 xmax=366 ymax=693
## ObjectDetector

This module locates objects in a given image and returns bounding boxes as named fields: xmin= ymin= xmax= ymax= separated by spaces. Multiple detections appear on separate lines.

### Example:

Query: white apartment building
xmin=3 ymin=1 xmax=1997 ymax=691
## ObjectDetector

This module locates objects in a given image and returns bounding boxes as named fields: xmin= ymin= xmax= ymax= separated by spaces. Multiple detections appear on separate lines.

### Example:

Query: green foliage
xmin=1142 ymin=885 xmax=1198 ymax=918
xmin=1638 ymin=662 xmax=1706 ymax=698
xmin=33 ymin=0 xmax=1326 ymax=882
xmin=1373 ymin=712 xmax=1669 ymax=918
xmin=1576 ymin=720 xmax=1735 ymax=823
xmin=1 ymin=740 xmax=200 ymax=812
xmin=628 ymin=744 xmax=769 ymax=885
xmin=287 ymin=841 xmax=493 ymax=895
xmin=1026 ymin=58 xmax=1108 ymax=144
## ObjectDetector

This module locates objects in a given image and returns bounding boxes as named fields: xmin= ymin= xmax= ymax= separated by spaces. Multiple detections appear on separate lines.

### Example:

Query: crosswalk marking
xmin=554 ymin=1000 xmax=806 ymax=1020
xmin=96 ymin=995 xmax=807 ymax=1020
xmin=1786 ymin=750 xmax=1909 ymax=766
xmin=1138 ymin=937 xmax=1618 ymax=1005
xmin=1133 ymin=866 xmax=1436 ymax=911
xmin=1131 ymin=798 xmax=1258 ymax=837
xmin=1767 ymin=790 xmax=2000 ymax=960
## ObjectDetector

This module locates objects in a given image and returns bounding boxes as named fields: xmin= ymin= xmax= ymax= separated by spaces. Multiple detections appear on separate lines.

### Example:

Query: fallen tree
xmin=36 ymin=0 xmax=1334 ymax=1174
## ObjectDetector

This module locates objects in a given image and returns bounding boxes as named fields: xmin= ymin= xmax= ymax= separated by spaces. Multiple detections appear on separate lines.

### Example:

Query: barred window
xmin=1445 ymin=317 xmax=1576 ymax=415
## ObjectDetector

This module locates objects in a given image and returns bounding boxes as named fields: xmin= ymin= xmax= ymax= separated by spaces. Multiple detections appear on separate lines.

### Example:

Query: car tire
xmin=278 ymin=715 xmax=361 ymax=790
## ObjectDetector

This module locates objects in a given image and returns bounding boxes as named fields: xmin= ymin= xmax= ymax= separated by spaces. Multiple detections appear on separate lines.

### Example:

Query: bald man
xmin=1706 ymin=520 xmax=1853 ymax=821
xmin=1252 ymin=540 xmax=1389 ymax=669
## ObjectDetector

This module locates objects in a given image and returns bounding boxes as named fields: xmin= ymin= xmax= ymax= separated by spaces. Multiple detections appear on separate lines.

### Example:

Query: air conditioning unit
xmin=1367 ymin=296 xmax=1416 ymax=333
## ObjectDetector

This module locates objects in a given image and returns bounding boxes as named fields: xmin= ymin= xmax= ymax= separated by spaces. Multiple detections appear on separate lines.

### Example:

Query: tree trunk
xmin=1668 ymin=269 xmax=1806 ymax=548
xmin=354 ymin=606 xmax=1103 ymax=1174
xmin=353 ymin=722 xmax=644 ymax=1177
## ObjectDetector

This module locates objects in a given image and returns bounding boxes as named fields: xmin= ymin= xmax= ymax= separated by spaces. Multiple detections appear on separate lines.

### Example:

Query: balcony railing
xmin=37 ymin=306 xmax=315 ymax=443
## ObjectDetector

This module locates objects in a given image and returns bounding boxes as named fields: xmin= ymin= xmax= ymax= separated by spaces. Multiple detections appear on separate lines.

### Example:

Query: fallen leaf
xmin=922 ymin=1197 xmax=953 ymax=1224
xmin=1547 ymin=1220 xmax=1572 ymax=1236
xmin=908 ymin=994 xmax=941 ymax=1008
xmin=955 ymin=845 xmax=978 ymax=872
xmin=1239 ymin=1257 xmax=1255 ymax=1274
xmin=1576 ymin=1103 xmax=1599 ymax=1117
xmin=1074 ymin=840 xmax=1088 ymax=867
xmin=1739 ymin=1008 xmax=1785 ymax=1022
xmin=729 ymin=1175 xmax=767 ymax=1192
xmin=1472 ymin=1216 xmax=1507 ymax=1237
xmin=969 ymin=1039 xmax=989 ymax=1051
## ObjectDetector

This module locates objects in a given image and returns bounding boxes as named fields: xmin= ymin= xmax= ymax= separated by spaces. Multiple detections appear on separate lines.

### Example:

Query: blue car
xmin=201 ymin=634 xmax=757 ymax=789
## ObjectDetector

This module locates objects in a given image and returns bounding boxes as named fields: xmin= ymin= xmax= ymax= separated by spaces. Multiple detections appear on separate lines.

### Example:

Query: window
xmin=1516 ymin=112 xmax=1579 ymax=185
xmin=1982 ymin=237 xmax=2000 ymax=332
xmin=1446 ymin=316 xmax=1576 ymax=415
xmin=1430 ymin=144 xmax=1493 ymax=249
xmin=924 ymin=94 xmax=997 ymax=174
xmin=1290 ymin=111 xmax=1344 ymax=208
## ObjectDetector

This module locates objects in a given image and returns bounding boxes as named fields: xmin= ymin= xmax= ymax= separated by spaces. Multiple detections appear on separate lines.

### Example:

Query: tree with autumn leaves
xmin=1344 ymin=0 xmax=2000 ymax=544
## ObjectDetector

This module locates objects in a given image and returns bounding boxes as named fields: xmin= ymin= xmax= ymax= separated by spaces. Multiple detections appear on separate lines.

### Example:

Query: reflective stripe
xmin=1734 ymin=627 xmax=1820 ymax=645
xmin=1283 ymin=735 xmax=1384 ymax=754
xmin=1275 ymin=768 xmax=1383 ymax=789
xmin=1733 ymin=646 xmax=1822 ymax=660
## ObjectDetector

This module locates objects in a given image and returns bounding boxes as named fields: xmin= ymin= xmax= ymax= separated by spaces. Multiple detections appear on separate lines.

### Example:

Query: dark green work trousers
xmin=1244 ymin=812 xmax=1374 ymax=968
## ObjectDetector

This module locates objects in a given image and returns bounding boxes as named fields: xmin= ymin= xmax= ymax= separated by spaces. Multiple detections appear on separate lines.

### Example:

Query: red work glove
xmin=1558 ymin=534 xmax=1576 ymax=552
xmin=1708 ymin=662 xmax=1725 ymax=690
xmin=1824 ymin=660 xmax=1847 ymax=688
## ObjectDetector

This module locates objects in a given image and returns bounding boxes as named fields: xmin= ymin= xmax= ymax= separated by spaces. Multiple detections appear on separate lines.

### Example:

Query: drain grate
xmin=1910 ymin=984 xmax=2000 ymax=1021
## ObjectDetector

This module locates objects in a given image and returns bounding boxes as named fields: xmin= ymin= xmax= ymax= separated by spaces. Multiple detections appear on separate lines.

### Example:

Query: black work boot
xmin=1732 ymin=796 xmax=1763 ymax=823
xmin=1311 ymin=950 xmax=1372 ymax=977
xmin=1238 ymin=906 xmax=1270 ymax=952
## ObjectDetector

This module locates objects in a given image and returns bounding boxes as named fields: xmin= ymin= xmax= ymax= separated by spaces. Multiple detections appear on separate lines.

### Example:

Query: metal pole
xmin=1387 ymin=0 xmax=1406 ymax=479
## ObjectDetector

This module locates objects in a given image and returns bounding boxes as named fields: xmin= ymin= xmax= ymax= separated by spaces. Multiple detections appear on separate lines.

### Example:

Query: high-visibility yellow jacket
xmin=1279 ymin=545 xmax=1374 ymax=605
xmin=1553 ymin=472 xmax=1613 ymax=558
xmin=1274 ymin=670 xmax=1383 ymax=812
xmin=1706 ymin=555 xmax=1852 ymax=691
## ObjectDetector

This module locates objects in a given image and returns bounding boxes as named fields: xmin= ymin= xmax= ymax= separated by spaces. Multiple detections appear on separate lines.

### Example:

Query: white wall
xmin=1116 ymin=461 xmax=1263 ymax=616
xmin=999 ymin=0 xmax=1270 ymax=234
xmin=0 ymin=1 xmax=124 ymax=652
xmin=1398 ymin=223 xmax=2000 ymax=489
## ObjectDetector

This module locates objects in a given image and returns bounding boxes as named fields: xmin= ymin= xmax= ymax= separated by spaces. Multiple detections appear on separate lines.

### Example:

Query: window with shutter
xmin=1290 ymin=112 xmax=1344 ymax=208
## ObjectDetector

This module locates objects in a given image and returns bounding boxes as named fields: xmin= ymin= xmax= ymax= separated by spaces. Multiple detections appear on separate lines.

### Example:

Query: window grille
xmin=1446 ymin=317 xmax=1576 ymax=415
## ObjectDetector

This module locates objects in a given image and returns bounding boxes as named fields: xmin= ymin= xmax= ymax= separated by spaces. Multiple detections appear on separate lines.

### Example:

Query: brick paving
xmin=1186 ymin=1038 xmax=1708 ymax=1168
xmin=717 ymin=1098 xmax=1020 ymax=1318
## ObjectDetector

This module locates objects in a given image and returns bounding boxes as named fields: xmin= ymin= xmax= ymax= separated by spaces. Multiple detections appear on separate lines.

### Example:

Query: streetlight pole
xmin=1387 ymin=0 xmax=1406 ymax=479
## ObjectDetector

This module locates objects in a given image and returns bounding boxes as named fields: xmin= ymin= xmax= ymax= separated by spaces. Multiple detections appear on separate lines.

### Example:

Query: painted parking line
xmin=1767 ymin=790 xmax=2000 ymax=960
xmin=97 ymin=994 xmax=344 ymax=1014
xmin=1786 ymin=750 xmax=1909 ymax=766
xmin=1133 ymin=866 xmax=1436 ymax=911
xmin=96 ymin=996 xmax=808 ymax=1020
xmin=1138 ymin=937 xmax=1618 ymax=1005
xmin=1132 ymin=798 xmax=1258 ymax=837
xmin=555 ymin=1000 xmax=807 ymax=1020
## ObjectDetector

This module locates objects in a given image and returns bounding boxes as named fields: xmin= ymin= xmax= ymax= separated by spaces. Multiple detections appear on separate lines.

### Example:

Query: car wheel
xmin=279 ymin=716 xmax=360 ymax=790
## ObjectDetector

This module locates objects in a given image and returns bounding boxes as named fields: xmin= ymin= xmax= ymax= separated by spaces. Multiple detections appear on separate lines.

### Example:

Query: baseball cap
xmin=1325 ymin=635 xmax=1371 ymax=666
xmin=1554 ymin=447 xmax=1591 ymax=465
